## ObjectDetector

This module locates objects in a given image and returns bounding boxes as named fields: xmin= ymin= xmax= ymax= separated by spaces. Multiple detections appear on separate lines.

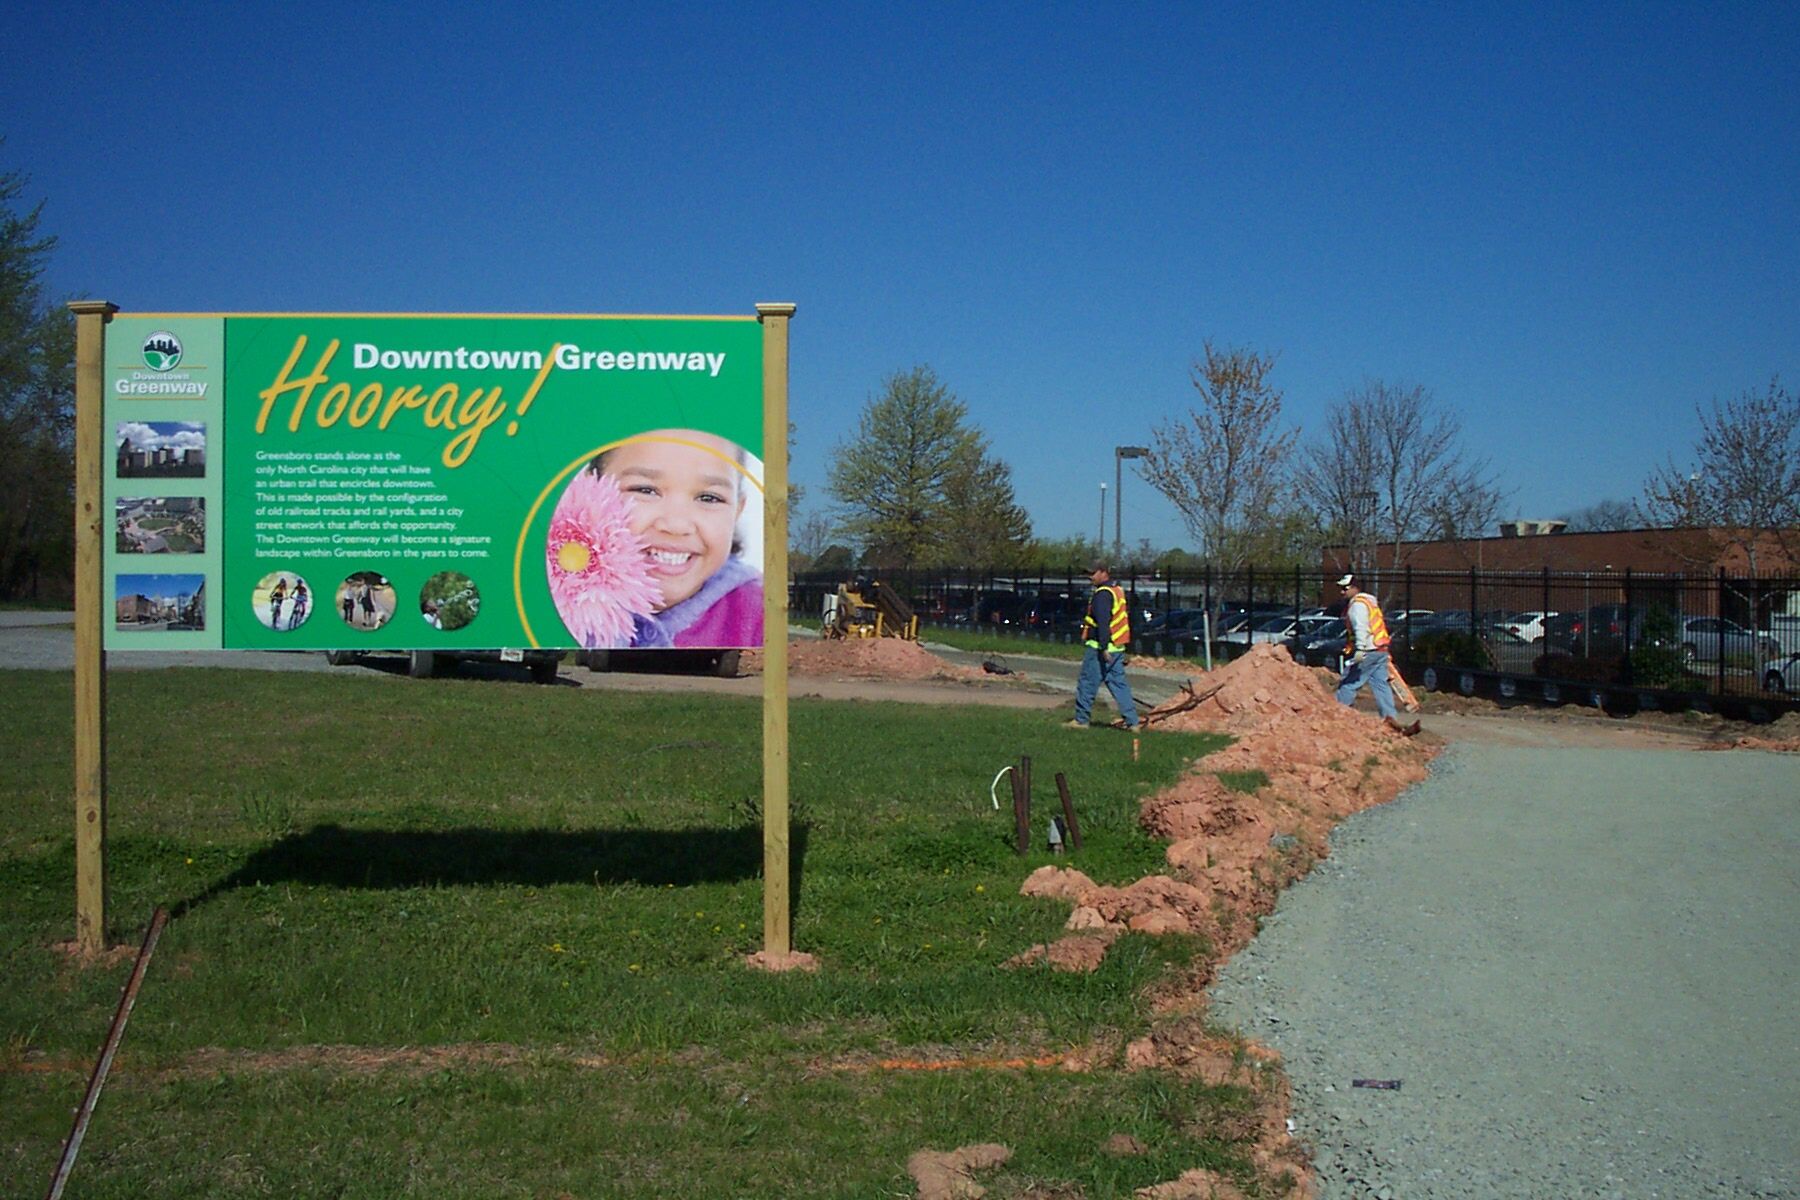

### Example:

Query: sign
xmin=103 ymin=314 xmax=764 ymax=652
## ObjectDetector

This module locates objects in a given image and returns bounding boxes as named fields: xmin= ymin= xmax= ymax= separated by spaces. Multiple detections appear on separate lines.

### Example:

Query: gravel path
xmin=0 ymin=614 xmax=330 ymax=674
xmin=1210 ymin=744 xmax=1800 ymax=1199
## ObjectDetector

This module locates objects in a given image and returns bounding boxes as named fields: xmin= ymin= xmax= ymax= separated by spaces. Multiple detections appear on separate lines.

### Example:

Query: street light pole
xmin=1098 ymin=483 xmax=1107 ymax=553
xmin=1113 ymin=445 xmax=1149 ymax=561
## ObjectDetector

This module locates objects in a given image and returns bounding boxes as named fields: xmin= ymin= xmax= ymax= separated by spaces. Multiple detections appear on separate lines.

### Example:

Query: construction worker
xmin=1067 ymin=560 xmax=1140 ymax=730
xmin=1336 ymin=572 xmax=1420 ymax=736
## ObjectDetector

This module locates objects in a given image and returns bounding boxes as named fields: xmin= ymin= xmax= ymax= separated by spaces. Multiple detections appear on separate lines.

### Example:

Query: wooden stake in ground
xmin=45 ymin=906 xmax=167 ymax=1200
xmin=757 ymin=303 xmax=796 ymax=955
xmin=69 ymin=300 xmax=116 ymax=955
xmin=1054 ymin=772 xmax=1084 ymax=851
xmin=1011 ymin=755 xmax=1030 ymax=855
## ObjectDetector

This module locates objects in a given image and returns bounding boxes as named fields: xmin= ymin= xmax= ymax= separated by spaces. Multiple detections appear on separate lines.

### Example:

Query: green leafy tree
xmin=827 ymin=366 xmax=1029 ymax=570
xmin=0 ymin=154 xmax=75 ymax=601
xmin=1019 ymin=535 xmax=1104 ymax=573
xmin=936 ymin=438 xmax=1033 ymax=569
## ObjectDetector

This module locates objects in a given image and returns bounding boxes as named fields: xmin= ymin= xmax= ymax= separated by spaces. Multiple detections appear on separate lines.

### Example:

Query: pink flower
xmin=546 ymin=469 xmax=661 ymax=648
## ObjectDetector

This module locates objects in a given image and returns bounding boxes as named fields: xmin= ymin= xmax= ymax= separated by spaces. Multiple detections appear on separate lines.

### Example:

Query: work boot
xmin=1063 ymin=719 xmax=1089 ymax=729
xmin=1384 ymin=716 xmax=1422 ymax=737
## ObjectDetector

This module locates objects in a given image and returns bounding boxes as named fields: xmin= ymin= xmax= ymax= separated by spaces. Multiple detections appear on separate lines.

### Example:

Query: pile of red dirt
xmin=1004 ymin=643 xmax=1432 ymax=1197
xmin=776 ymin=637 xmax=986 ymax=681
xmin=1702 ymin=711 xmax=1800 ymax=753
xmin=1012 ymin=643 xmax=1435 ymax=972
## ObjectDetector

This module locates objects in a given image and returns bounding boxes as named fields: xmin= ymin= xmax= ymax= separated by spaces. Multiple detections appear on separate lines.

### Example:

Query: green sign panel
xmin=104 ymin=314 xmax=765 ymax=652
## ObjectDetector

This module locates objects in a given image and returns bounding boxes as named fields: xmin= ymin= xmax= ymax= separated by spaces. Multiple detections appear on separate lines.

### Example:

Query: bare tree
xmin=1297 ymin=396 xmax=1380 ymax=570
xmin=1424 ymin=476 xmax=1506 ymax=542
xmin=1138 ymin=342 xmax=1297 ymax=571
xmin=792 ymin=510 xmax=836 ymax=565
xmin=1641 ymin=377 xmax=1799 ymax=574
xmin=1298 ymin=379 xmax=1501 ymax=575
xmin=1560 ymin=498 xmax=1638 ymax=532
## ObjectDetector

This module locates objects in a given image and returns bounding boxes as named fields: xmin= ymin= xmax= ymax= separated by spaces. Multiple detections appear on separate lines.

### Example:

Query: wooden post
xmin=756 ymin=302 xmax=796 ymax=955
xmin=1054 ymin=772 xmax=1083 ymax=851
xmin=1020 ymin=754 xmax=1033 ymax=847
xmin=1010 ymin=757 xmax=1029 ymax=855
xmin=70 ymin=301 xmax=116 ymax=955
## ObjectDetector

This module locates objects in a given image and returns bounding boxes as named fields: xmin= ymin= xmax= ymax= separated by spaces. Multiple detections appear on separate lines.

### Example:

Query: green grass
xmin=914 ymin=626 xmax=1217 ymax=667
xmin=920 ymin=625 xmax=1093 ymax=662
xmin=0 ymin=670 xmax=1275 ymax=1198
xmin=1216 ymin=769 xmax=1271 ymax=794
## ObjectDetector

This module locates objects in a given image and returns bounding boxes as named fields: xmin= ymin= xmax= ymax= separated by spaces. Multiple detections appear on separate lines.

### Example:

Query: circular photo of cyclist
xmin=253 ymin=570 xmax=312 ymax=632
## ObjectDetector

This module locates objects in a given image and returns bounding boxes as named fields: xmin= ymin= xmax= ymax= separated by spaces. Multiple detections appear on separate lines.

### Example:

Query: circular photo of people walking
xmin=545 ymin=429 xmax=764 ymax=650
xmin=419 ymin=571 xmax=480 ymax=632
xmin=336 ymin=571 xmax=398 ymax=632
xmin=253 ymin=570 xmax=313 ymax=631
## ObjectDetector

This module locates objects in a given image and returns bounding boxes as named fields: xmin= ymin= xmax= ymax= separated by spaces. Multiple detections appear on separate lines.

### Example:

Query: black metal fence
xmin=794 ymin=566 xmax=1800 ymax=716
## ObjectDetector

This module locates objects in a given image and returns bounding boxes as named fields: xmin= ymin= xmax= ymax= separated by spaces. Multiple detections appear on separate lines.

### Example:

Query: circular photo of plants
xmin=420 ymin=571 xmax=480 ymax=631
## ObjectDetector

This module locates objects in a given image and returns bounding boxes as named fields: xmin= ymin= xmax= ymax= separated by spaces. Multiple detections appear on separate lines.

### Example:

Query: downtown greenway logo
xmin=141 ymin=330 xmax=183 ymax=372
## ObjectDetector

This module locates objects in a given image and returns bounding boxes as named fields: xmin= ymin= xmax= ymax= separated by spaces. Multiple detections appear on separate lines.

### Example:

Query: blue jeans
xmin=1075 ymin=646 xmax=1139 ymax=726
xmin=1336 ymin=648 xmax=1397 ymax=719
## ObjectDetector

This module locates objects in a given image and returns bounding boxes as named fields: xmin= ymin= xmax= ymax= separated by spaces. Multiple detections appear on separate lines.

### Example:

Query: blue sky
xmin=7 ymin=2 xmax=1794 ymax=551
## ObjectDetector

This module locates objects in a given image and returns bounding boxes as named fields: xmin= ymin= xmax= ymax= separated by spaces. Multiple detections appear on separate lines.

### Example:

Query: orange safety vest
xmin=1082 ymin=584 xmax=1131 ymax=650
xmin=1344 ymin=592 xmax=1391 ymax=654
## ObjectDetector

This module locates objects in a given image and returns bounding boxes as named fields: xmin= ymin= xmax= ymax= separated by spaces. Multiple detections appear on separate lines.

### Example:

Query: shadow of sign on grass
xmin=172 ymin=823 xmax=810 ymax=917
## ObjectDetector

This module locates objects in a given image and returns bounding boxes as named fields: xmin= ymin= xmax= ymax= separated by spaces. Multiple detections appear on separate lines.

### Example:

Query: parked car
xmin=1140 ymin=608 xmax=1209 ymax=637
xmin=918 ymin=589 xmax=974 ymax=624
xmin=1500 ymin=610 xmax=1559 ymax=642
xmin=1544 ymin=606 xmax=1779 ymax=662
xmin=1766 ymin=614 xmax=1800 ymax=656
xmin=970 ymin=590 xmax=1030 ymax=626
xmin=1418 ymin=609 xmax=1475 ymax=635
xmin=1669 ymin=617 xmax=1781 ymax=664
xmin=1285 ymin=618 xmax=1347 ymax=670
xmin=324 ymin=646 xmax=563 ymax=683
xmin=580 ymin=647 xmax=742 ymax=677
xmin=1763 ymin=653 xmax=1800 ymax=694
xmin=1024 ymin=590 xmax=1088 ymax=631
xmin=1219 ymin=614 xmax=1309 ymax=648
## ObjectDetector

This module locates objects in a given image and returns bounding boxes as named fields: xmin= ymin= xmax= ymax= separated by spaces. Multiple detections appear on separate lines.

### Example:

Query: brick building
xmin=1322 ymin=525 xmax=1800 ymax=620
xmin=1325 ymin=525 xmax=1799 ymax=577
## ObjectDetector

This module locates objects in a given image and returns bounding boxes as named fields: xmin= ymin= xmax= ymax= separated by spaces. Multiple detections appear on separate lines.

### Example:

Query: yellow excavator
xmin=822 ymin=579 xmax=919 ymax=641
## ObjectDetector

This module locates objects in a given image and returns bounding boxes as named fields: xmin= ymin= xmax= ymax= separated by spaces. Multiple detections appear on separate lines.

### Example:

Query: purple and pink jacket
xmin=630 ymin=556 xmax=763 ymax=649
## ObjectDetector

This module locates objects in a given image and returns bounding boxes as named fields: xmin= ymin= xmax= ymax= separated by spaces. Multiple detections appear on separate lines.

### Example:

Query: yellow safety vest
xmin=1082 ymin=584 xmax=1131 ymax=651
xmin=1344 ymin=592 xmax=1391 ymax=654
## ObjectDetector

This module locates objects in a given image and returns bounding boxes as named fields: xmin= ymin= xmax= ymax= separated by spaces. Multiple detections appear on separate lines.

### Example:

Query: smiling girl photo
xmin=546 ymin=429 xmax=763 ymax=650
